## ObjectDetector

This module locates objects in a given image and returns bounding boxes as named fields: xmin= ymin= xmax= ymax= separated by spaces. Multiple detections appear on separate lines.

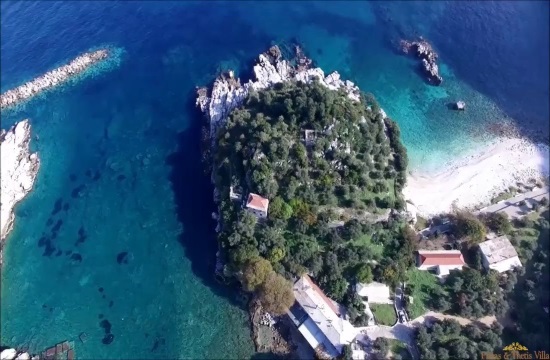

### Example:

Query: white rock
xmin=0 ymin=120 xmax=40 ymax=243
xmin=15 ymin=353 xmax=30 ymax=360
xmin=0 ymin=349 xmax=17 ymax=360
xmin=198 ymin=47 xmax=364 ymax=140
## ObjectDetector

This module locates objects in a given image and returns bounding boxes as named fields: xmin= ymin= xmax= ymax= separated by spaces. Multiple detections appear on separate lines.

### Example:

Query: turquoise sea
xmin=1 ymin=1 xmax=548 ymax=358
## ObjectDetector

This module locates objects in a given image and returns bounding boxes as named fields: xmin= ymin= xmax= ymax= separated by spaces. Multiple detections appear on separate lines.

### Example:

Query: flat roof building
xmin=479 ymin=235 xmax=522 ymax=273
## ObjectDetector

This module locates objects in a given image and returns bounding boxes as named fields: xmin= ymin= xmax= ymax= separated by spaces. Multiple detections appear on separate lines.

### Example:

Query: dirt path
xmin=409 ymin=311 xmax=496 ymax=327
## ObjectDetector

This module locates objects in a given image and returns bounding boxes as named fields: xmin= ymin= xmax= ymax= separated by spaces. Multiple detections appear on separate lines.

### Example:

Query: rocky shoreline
xmin=0 ymin=348 xmax=35 ymax=360
xmin=399 ymin=37 xmax=443 ymax=85
xmin=0 ymin=49 xmax=109 ymax=110
xmin=0 ymin=120 xmax=40 ymax=264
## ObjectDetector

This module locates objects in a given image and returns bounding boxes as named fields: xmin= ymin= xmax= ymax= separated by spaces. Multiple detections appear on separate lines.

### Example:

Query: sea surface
xmin=1 ymin=1 xmax=548 ymax=358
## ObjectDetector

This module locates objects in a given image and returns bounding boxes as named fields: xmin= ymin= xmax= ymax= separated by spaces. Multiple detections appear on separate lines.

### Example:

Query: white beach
xmin=403 ymin=137 xmax=550 ymax=217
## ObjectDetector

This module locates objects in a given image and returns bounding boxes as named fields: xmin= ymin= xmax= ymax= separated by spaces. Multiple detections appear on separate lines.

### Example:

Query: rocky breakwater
xmin=0 ymin=49 xmax=109 ymax=110
xmin=400 ymin=38 xmax=443 ymax=86
xmin=0 ymin=120 xmax=40 ymax=263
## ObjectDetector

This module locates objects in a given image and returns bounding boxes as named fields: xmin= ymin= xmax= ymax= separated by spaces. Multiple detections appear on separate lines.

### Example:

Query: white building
xmin=245 ymin=193 xmax=269 ymax=218
xmin=288 ymin=275 xmax=358 ymax=358
xmin=355 ymin=282 xmax=391 ymax=304
xmin=417 ymin=250 xmax=465 ymax=278
xmin=479 ymin=235 xmax=522 ymax=273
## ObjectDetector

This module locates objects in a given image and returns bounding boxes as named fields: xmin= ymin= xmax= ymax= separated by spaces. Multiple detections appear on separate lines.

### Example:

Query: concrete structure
xmin=245 ymin=193 xmax=269 ymax=218
xmin=355 ymin=282 xmax=391 ymax=304
xmin=288 ymin=275 xmax=357 ymax=358
xmin=479 ymin=236 xmax=522 ymax=273
xmin=416 ymin=250 xmax=465 ymax=278
xmin=229 ymin=186 xmax=242 ymax=201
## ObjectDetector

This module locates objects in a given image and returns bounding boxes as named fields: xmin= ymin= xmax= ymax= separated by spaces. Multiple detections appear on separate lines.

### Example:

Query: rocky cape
xmin=196 ymin=45 xmax=362 ymax=141
xmin=400 ymin=38 xmax=443 ymax=86
xmin=0 ymin=120 xmax=40 ymax=263
xmin=0 ymin=49 xmax=109 ymax=110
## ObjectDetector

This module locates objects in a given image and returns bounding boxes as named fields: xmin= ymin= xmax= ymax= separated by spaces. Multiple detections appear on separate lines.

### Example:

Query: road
xmin=477 ymin=187 xmax=549 ymax=219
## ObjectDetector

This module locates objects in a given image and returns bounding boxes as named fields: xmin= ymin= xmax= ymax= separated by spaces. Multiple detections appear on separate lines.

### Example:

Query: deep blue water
xmin=1 ymin=1 xmax=548 ymax=358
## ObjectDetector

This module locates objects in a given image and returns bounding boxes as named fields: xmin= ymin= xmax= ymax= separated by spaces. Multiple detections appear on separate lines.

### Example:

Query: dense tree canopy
xmin=416 ymin=319 xmax=503 ymax=360
xmin=213 ymin=80 xmax=409 ymax=306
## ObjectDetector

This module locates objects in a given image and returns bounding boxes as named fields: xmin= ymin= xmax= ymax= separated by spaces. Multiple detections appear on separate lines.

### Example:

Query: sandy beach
xmin=404 ymin=137 xmax=550 ymax=217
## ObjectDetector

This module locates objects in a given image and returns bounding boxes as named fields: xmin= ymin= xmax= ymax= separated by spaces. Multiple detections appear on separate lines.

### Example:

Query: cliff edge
xmin=0 ymin=120 xmax=40 ymax=253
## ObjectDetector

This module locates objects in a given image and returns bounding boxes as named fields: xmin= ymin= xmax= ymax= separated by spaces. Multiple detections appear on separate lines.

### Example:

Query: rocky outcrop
xmin=0 ymin=120 xmax=40 ymax=258
xmin=400 ymin=38 xmax=443 ymax=86
xmin=196 ymin=45 xmax=362 ymax=140
xmin=0 ymin=348 xmax=36 ymax=360
xmin=0 ymin=49 xmax=109 ymax=109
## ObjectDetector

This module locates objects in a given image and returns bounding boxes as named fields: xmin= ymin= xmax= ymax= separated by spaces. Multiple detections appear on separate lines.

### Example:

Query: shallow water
xmin=1 ymin=1 xmax=548 ymax=358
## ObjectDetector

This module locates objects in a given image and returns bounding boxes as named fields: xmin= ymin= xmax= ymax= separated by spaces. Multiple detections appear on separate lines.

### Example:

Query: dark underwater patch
xmin=116 ymin=251 xmax=129 ymax=264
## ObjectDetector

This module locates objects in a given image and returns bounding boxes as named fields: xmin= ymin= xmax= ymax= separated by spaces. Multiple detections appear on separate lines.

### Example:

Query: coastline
xmin=404 ymin=135 xmax=550 ymax=217
xmin=0 ymin=120 xmax=40 ymax=265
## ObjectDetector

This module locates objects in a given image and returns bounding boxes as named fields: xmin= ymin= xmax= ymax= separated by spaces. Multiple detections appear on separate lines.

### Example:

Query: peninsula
xmin=0 ymin=49 xmax=109 ymax=110
xmin=0 ymin=120 xmax=40 ymax=264
xmin=198 ymin=45 xmax=411 ymax=358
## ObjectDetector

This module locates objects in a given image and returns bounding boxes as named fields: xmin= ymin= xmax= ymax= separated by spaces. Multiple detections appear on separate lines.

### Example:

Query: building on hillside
xmin=302 ymin=129 xmax=317 ymax=147
xmin=479 ymin=235 xmax=522 ymax=273
xmin=244 ymin=193 xmax=269 ymax=218
xmin=229 ymin=186 xmax=242 ymax=201
xmin=355 ymin=282 xmax=391 ymax=304
xmin=417 ymin=250 xmax=465 ymax=278
xmin=288 ymin=275 xmax=357 ymax=358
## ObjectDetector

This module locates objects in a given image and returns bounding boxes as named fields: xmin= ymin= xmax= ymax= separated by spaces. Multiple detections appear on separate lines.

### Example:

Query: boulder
xmin=0 ymin=349 xmax=17 ymax=360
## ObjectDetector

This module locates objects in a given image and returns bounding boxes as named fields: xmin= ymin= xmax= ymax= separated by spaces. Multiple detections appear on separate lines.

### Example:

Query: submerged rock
xmin=0 ymin=120 xmax=40 ymax=262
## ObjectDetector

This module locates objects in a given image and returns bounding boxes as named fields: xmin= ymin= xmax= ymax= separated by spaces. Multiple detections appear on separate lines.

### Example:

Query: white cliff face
xmin=196 ymin=46 xmax=363 ymax=139
xmin=0 ymin=120 xmax=40 ymax=243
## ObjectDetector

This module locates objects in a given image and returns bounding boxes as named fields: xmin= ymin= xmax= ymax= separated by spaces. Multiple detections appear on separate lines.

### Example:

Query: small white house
xmin=355 ymin=282 xmax=391 ymax=304
xmin=479 ymin=236 xmax=522 ymax=273
xmin=417 ymin=250 xmax=465 ymax=278
xmin=245 ymin=193 xmax=269 ymax=219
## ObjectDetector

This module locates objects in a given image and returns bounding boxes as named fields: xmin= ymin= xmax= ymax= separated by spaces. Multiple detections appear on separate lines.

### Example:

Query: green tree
xmin=257 ymin=272 xmax=295 ymax=315
xmin=453 ymin=212 xmax=486 ymax=244
xmin=242 ymin=257 xmax=273 ymax=292
xmin=269 ymin=197 xmax=293 ymax=220
xmin=481 ymin=212 xmax=512 ymax=234
xmin=355 ymin=263 xmax=373 ymax=284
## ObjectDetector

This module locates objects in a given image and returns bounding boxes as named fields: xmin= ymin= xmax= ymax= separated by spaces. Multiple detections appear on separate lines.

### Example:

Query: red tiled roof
xmin=418 ymin=251 xmax=465 ymax=266
xmin=246 ymin=193 xmax=269 ymax=211
xmin=303 ymin=274 xmax=341 ymax=316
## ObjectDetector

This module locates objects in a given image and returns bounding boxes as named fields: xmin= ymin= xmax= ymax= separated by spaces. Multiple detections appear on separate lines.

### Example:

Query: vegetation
xmin=388 ymin=339 xmax=411 ymax=360
xmin=480 ymin=212 xmax=512 ymax=235
xmin=443 ymin=267 xmax=508 ymax=318
xmin=213 ymin=81 xmax=409 ymax=310
xmin=371 ymin=303 xmax=397 ymax=326
xmin=416 ymin=319 xmax=503 ymax=359
xmin=452 ymin=211 xmax=486 ymax=244
xmin=372 ymin=338 xmax=391 ymax=360
xmin=506 ymin=208 xmax=550 ymax=350
xmin=257 ymin=272 xmax=295 ymax=315
xmin=404 ymin=269 xmax=447 ymax=320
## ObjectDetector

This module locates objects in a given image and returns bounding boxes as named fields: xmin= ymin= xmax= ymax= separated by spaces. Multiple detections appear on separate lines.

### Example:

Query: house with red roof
xmin=416 ymin=250 xmax=465 ymax=278
xmin=245 ymin=193 xmax=269 ymax=219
